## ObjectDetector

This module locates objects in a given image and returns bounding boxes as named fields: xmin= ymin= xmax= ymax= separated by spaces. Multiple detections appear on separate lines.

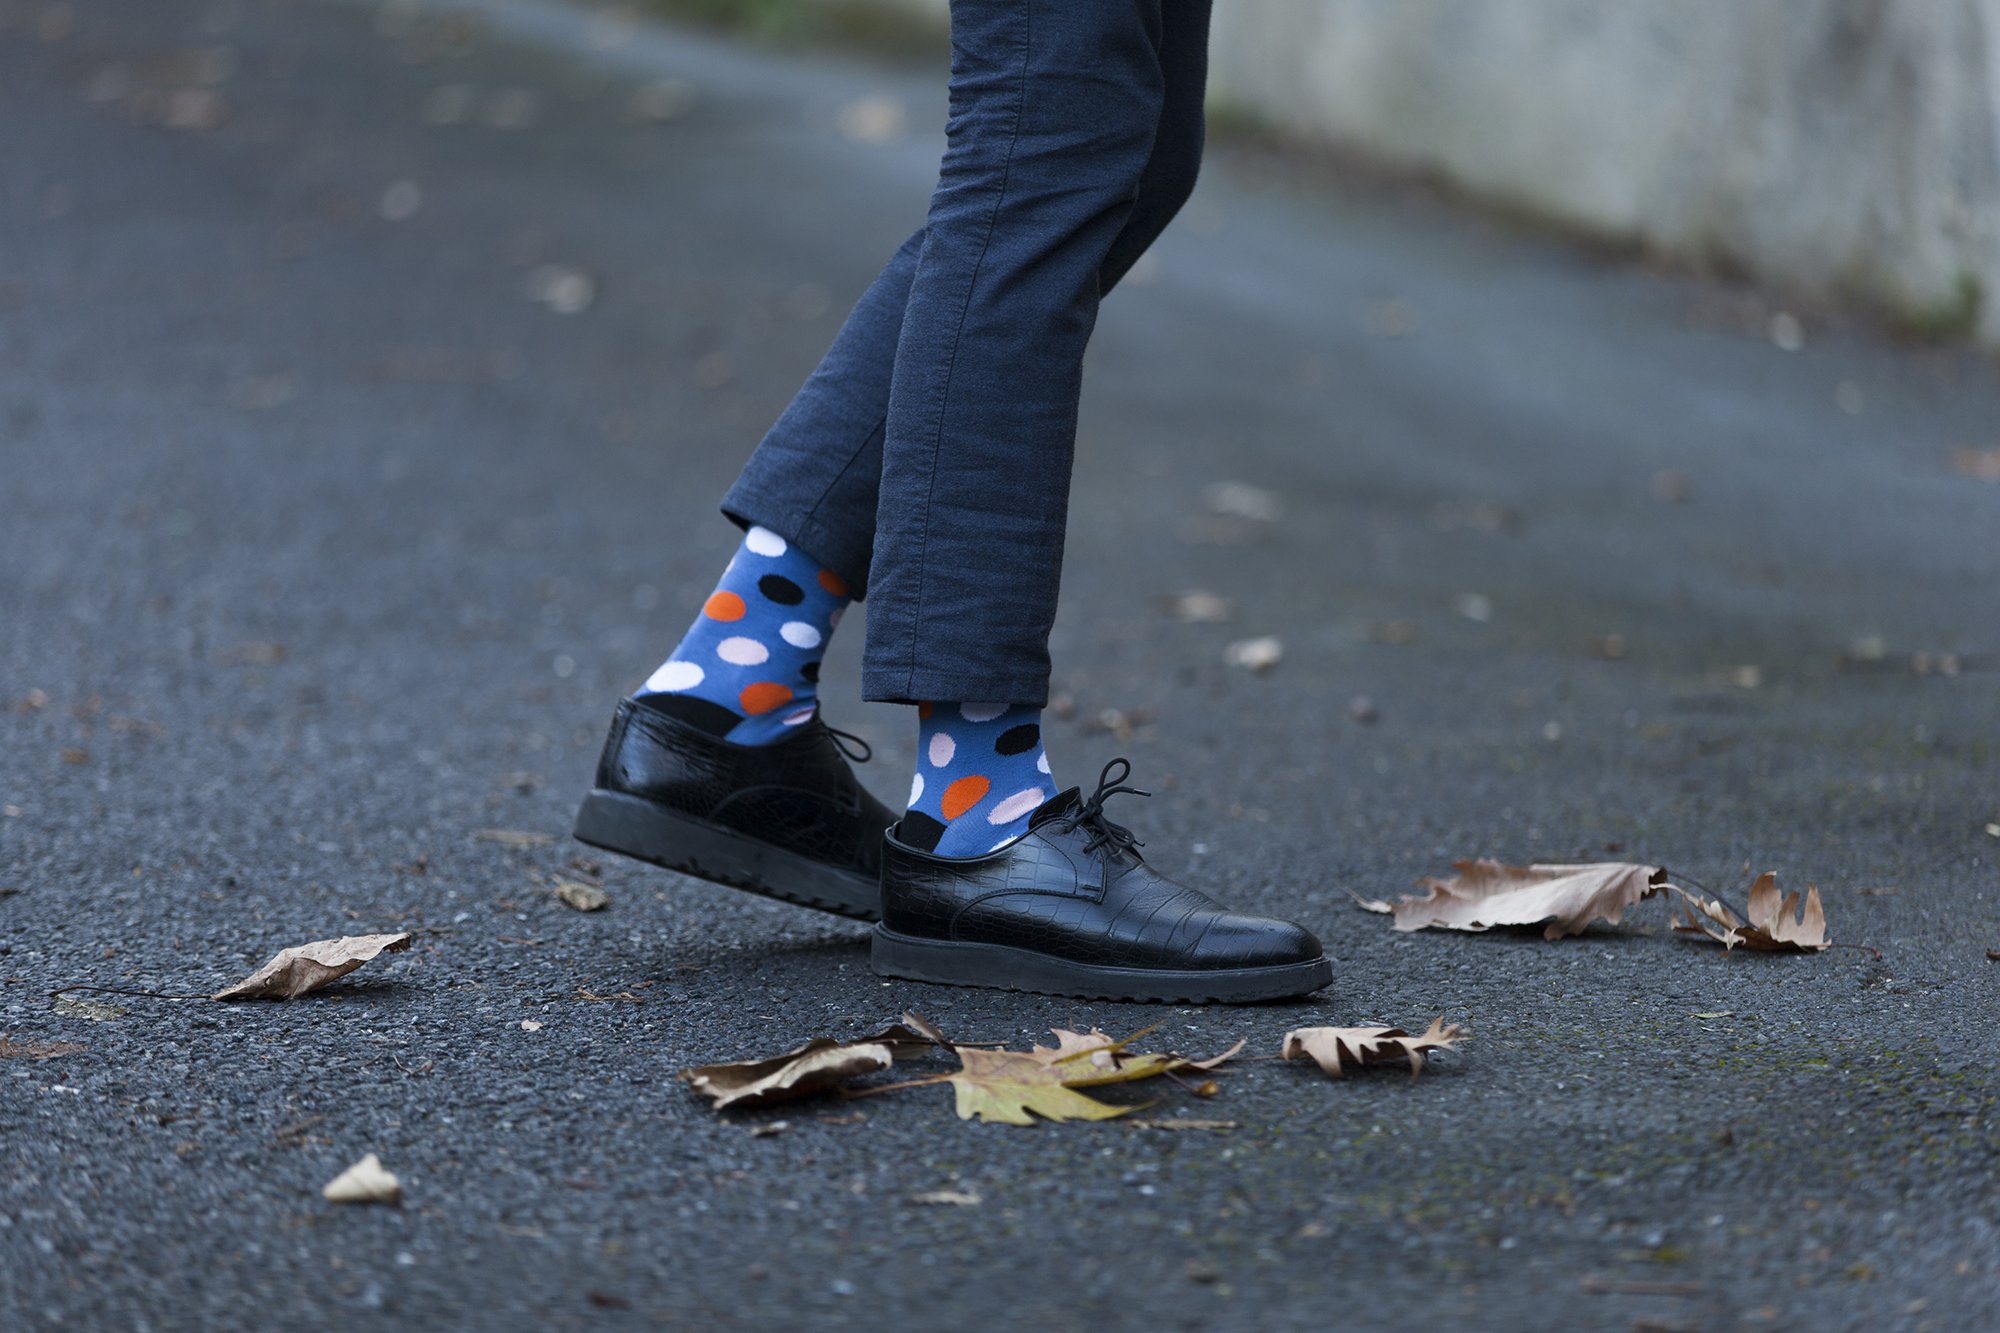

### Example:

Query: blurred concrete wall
xmin=871 ymin=0 xmax=2000 ymax=344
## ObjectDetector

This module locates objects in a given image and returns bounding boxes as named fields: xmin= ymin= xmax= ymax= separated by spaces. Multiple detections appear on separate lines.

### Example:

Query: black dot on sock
xmin=758 ymin=574 xmax=804 ymax=606
xmin=800 ymin=660 xmax=821 ymax=683
xmin=898 ymin=809 xmax=947 ymax=853
xmin=994 ymin=723 xmax=1040 ymax=756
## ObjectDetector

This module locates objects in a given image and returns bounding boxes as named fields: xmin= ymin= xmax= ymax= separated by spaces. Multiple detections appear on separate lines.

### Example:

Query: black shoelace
xmin=1058 ymin=757 xmax=1150 ymax=860
xmin=825 ymin=725 xmax=872 ymax=763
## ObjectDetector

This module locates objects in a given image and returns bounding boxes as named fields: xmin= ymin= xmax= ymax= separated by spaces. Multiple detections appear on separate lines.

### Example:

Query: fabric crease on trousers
xmin=721 ymin=0 xmax=1213 ymax=707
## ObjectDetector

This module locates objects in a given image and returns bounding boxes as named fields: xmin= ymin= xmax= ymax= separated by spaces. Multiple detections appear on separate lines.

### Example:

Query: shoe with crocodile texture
xmin=573 ymin=694 xmax=895 ymax=920
xmin=872 ymin=758 xmax=1332 ymax=1003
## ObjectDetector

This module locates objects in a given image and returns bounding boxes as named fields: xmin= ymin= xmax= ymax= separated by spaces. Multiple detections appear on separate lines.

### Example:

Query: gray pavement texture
xmin=3 ymin=0 xmax=1999 ymax=1329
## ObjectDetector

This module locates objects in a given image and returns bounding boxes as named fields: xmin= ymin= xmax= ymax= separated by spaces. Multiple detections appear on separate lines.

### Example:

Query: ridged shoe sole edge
xmin=870 ymin=926 xmax=1332 ymax=1004
xmin=572 ymin=789 xmax=880 ymax=921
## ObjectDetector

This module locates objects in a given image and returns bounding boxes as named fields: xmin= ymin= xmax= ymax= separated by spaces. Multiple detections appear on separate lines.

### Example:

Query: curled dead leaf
xmin=323 ymin=1153 xmax=401 ymax=1205
xmin=682 ymin=1038 xmax=893 ymax=1110
xmin=1358 ymin=860 xmax=1667 ymax=939
xmin=213 ymin=932 xmax=412 ymax=1000
xmin=1671 ymin=873 xmax=1828 ymax=952
xmin=1281 ymin=1017 xmax=1462 ymax=1079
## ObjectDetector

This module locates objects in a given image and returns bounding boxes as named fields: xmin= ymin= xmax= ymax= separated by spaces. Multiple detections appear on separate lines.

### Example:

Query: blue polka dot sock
xmin=898 ymin=702 xmax=1056 ymax=858
xmin=635 ymin=525 xmax=852 ymax=745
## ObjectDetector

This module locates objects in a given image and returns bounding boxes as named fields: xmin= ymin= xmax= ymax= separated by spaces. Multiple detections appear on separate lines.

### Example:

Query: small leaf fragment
xmin=1126 ymin=1118 xmax=1239 ymax=1131
xmin=0 ymin=1037 xmax=84 ymax=1060
xmin=52 ymin=997 xmax=126 ymax=1022
xmin=323 ymin=1153 xmax=401 ymax=1205
xmin=554 ymin=878 xmax=610 ymax=912
xmin=1281 ymin=1016 xmax=1462 ymax=1079
xmin=474 ymin=828 xmax=555 ymax=847
xmin=909 ymin=1189 xmax=981 ymax=1206
xmin=213 ymin=932 xmax=412 ymax=1001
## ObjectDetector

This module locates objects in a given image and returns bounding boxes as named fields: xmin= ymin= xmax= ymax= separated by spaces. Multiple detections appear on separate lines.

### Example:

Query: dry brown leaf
xmin=554 ymin=878 xmax=609 ymax=912
xmin=682 ymin=1038 xmax=893 ymax=1110
xmin=213 ymin=933 xmax=412 ymax=1000
xmin=322 ymin=1153 xmax=401 ymax=1205
xmin=1671 ymin=873 xmax=1828 ymax=952
xmin=897 ymin=1011 xmax=951 ymax=1049
xmin=1358 ymin=859 xmax=1667 ymax=939
xmin=1281 ymin=1017 xmax=1462 ymax=1079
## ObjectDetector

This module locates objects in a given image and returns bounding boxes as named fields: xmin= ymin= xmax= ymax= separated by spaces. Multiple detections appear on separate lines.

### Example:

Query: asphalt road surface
xmin=4 ymin=1 xmax=1998 ymax=1328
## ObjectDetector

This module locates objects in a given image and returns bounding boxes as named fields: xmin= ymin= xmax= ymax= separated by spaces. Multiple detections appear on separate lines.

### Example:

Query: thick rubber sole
xmin=572 ymin=789 xmax=879 ymax=921
xmin=870 ymin=927 xmax=1333 ymax=1004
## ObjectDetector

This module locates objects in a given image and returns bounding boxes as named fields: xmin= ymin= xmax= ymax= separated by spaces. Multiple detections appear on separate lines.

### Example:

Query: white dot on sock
xmin=986 ymin=787 xmax=1047 ymax=825
xmin=716 ymin=636 xmax=769 ymax=665
xmin=960 ymin=702 xmax=1007 ymax=722
xmin=779 ymin=621 xmax=821 ymax=649
xmin=744 ymin=526 xmax=787 ymax=557
xmin=927 ymin=732 xmax=956 ymax=767
xmin=643 ymin=660 xmax=704 ymax=693
xmin=1036 ymin=752 xmax=1051 ymax=774
xmin=908 ymin=773 xmax=924 ymax=806
xmin=781 ymin=706 xmax=815 ymax=727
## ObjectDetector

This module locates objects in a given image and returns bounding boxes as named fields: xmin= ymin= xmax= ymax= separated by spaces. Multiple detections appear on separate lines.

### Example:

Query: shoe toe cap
xmin=1199 ymin=912 xmax=1325 ymax=969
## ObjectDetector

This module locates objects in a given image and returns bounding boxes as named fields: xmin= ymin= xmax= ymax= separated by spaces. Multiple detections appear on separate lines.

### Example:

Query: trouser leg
xmin=723 ymin=1 xmax=1212 ymax=685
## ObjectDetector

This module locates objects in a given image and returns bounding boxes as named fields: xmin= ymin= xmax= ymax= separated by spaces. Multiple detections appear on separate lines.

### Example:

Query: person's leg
xmin=861 ymin=0 xmax=1208 ymax=707
xmin=719 ymin=0 xmax=1212 ymax=603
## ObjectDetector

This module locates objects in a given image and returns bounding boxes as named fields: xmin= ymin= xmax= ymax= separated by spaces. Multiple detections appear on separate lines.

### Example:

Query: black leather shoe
xmin=573 ymin=695 xmax=895 ymax=920
xmin=872 ymin=758 xmax=1332 ymax=1003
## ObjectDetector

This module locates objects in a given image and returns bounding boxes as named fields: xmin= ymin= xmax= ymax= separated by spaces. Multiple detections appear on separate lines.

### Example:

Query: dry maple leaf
xmin=1671 ymin=873 xmax=1828 ymax=952
xmin=947 ymin=1030 xmax=1191 ymax=1126
xmin=946 ymin=1047 xmax=1154 ymax=1126
xmin=213 ymin=933 xmax=412 ymax=1001
xmin=323 ymin=1153 xmax=401 ymax=1205
xmin=1280 ymin=1017 xmax=1462 ymax=1079
xmin=1358 ymin=860 xmax=1667 ymax=939
xmin=680 ymin=1021 xmax=936 ymax=1110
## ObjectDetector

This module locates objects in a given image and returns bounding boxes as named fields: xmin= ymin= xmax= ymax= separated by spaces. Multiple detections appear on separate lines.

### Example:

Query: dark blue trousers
xmin=722 ymin=0 xmax=1213 ymax=706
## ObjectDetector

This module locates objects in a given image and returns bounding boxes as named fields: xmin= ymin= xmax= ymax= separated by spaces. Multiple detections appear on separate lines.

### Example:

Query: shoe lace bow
xmin=1058 ymin=757 xmax=1149 ymax=860
xmin=825 ymin=725 xmax=872 ymax=763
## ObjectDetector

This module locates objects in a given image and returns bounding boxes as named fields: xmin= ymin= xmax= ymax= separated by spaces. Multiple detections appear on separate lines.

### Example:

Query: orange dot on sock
xmin=940 ymin=775 xmax=990 ymax=821
xmin=739 ymin=681 xmax=794 ymax=715
xmin=704 ymin=591 xmax=746 ymax=621
xmin=917 ymin=701 xmax=934 ymax=721
xmin=818 ymin=568 xmax=849 ymax=597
